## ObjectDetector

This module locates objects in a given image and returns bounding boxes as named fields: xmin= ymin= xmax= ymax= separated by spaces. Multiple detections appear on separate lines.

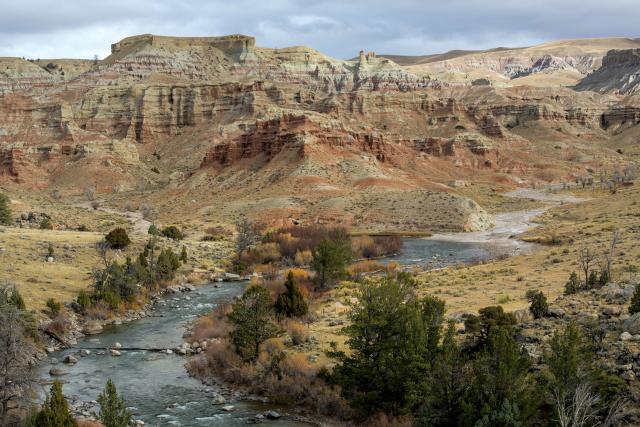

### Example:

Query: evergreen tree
xmin=180 ymin=246 xmax=188 ymax=263
xmin=525 ymin=290 xmax=548 ymax=319
xmin=0 ymin=193 xmax=11 ymax=226
xmin=416 ymin=323 xmax=471 ymax=426
xmin=629 ymin=284 xmax=640 ymax=315
xmin=463 ymin=328 xmax=537 ymax=425
xmin=97 ymin=379 xmax=131 ymax=427
xmin=464 ymin=305 xmax=516 ymax=346
xmin=564 ymin=271 xmax=580 ymax=295
xmin=329 ymin=277 xmax=445 ymax=416
xmin=275 ymin=271 xmax=308 ymax=318
xmin=228 ymin=285 xmax=279 ymax=361
xmin=310 ymin=233 xmax=352 ymax=290
xmin=34 ymin=381 xmax=77 ymax=427
xmin=156 ymin=248 xmax=181 ymax=281
xmin=105 ymin=228 xmax=131 ymax=249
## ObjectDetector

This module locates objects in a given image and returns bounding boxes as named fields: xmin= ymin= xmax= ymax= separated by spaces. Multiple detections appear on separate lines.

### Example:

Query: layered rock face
xmin=576 ymin=49 xmax=640 ymax=95
xmin=0 ymin=34 xmax=636 ymax=231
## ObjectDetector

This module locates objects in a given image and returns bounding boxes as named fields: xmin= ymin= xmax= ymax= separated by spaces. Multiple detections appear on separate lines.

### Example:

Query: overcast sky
xmin=1 ymin=0 xmax=638 ymax=60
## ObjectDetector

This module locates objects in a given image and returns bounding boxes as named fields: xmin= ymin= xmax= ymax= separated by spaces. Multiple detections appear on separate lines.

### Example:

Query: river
xmin=38 ymin=284 xmax=312 ymax=426
xmin=38 ymin=189 xmax=581 ymax=425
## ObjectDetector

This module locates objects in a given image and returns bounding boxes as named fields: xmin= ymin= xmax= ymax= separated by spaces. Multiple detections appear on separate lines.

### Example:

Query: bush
xmin=630 ymin=284 xmax=640 ymax=314
xmin=76 ymin=290 xmax=91 ymax=314
xmin=564 ymin=271 xmax=580 ymax=295
xmin=45 ymin=298 xmax=62 ymax=317
xmin=275 ymin=272 xmax=308 ymax=318
xmin=105 ymin=228 xmax=131 ymax=249
xmin=46 ymin=312 xmax=71 ymax=337
xmin=525 ymin=290 xmax=548 ymax=319
xmin=311 ymin=232 xmax=352 ymax=290
xmin=40 ymin=218 xmax=53 ymax=230
xmin=0 ymin=192 xmax=12 ymax=225
xmin=294 ymin=250 xmax=313 ymax=266
xmin=286 ymin=320 xmax=310 ymax=345
xmin=347 ymin=260 xmax=384 ymax=280
xmin=147 ymin=224 xmax=159 ymax=235
xmin=161 ymin=225 xmax=184 ymax=240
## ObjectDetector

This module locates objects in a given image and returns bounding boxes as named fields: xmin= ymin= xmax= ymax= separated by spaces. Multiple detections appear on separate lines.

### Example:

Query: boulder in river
xmin=110 ymin=349 xmax=122 ymax=357
xmin=83 ymin=321 xmax=103 ymax=335
xmin=49 ymin=367 xmax=66 ymax=376
xmin=222 ymin=405 xmax=235 ymax=412
xmin=113 ymin=342 xmax=122 ymax=349
xmin=64 ymin=355 xmax=78 ymax=364
xmin=264 ymin=410 xmax=281 ymax=419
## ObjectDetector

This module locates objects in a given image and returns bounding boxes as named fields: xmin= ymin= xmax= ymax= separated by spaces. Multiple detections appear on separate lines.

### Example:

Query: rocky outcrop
xmin=576 ymin=49 xmax=640 ymax=94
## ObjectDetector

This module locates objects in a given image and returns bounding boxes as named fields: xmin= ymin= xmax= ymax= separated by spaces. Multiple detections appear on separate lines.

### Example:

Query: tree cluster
xmin=325 ymin=276 xmax=628 ymax=426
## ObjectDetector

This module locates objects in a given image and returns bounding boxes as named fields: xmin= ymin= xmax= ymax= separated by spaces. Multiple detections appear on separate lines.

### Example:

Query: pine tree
xmin=310 ymin=233 xmax=352 ymax=290
xmin=275 ymin=272 xmax=308 ymax=318
xmin=564 ymin=271 xmax=580 ymax=295
xmin=97 ymin=379 xmax=131 ymax=427
xmin=629 ymin=284 xmax=640 ymax=315
xmin=228 ymin=285 xmax=279 ymax=361
xmin=34 ymin=381 xmax=77 ymax=427
xmin=463 ymin=328 xmax=537 ymax=424
xmin=0 ymin=193 xmax=11 ymax=226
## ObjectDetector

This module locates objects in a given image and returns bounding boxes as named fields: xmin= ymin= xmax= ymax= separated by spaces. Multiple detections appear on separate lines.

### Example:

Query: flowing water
xmin=37 ymin=283 xmax=312 ymax=427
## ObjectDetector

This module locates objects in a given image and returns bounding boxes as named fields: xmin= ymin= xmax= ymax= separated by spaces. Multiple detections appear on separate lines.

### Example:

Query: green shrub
xmin=275 ymin=272 xmax=308 ymax=318
xmin=161 ymin=225 xmax=184 ymax=240
xmin=76 ymin=290 xmax=91 ymax=313
xmin=105 ymin=228 xmax=131 ymax=249
xmin=45 ymin=298 xmax=61 ymax=317
xmin=47 ymin=243 xmax=55 ymax=258
xmin=40 ymin=218 xmax=53 ymax=230
xmin=525 ymin=290 xmax=548 ymax=319
xmin=0 ymin=192 xmax=12 ymax=225
xmin=147 ymin=224 xmax=159 ymax=235
xmin=180 ymin=246 xmax=188 ymax=263
xmin=564 ymin=271 xmax=580 ymax=295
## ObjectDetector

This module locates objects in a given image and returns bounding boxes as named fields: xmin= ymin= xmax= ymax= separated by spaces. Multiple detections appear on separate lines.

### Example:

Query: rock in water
xmin=63 ymin=355 xmax=78 ymax=364
xmin=49 ymin=367 xmax=65 ymax=376
xmin=222 ymin=405 xmax=235 ymax=412
xmin=110 ymin=349 xmax=122 ymax=357
xmin=264 ymin=410 xmax=281 ymax=419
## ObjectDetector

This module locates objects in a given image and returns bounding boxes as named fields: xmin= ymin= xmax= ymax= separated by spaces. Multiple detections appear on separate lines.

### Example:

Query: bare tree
xmin=235 ymin=217 xmax=258 ymax=259
xmin=554 ymin=383 xmax=600 ymax=427
xmin=0 ymin=304 xmax=35 ymax=425
xmin=579 ymin=247 xmax=598 ymax=289
xmin=603 ymin=231 xmax=620 ymax=283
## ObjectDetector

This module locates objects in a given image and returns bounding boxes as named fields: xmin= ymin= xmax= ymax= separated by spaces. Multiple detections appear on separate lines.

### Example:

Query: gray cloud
xmin=1 ymin=0 xmax=638 ymax=59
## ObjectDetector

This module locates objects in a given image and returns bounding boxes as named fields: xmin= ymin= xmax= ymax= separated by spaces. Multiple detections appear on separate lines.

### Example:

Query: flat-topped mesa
xmin=109 ymin=33 xmax=256 ymax=61
xmin=601 ymin=48 xmax=640 ymax=67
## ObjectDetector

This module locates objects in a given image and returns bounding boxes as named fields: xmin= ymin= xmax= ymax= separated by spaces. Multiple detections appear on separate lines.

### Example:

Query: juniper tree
xmin=275 ymin=271 xmax=308 ymax=318
xmin=97 ymin=379 xmax=131 ymax=427
xmin=228 ymin=285 xmax=279 ymax=361
xmin=34 ymin=381 xmax=76 ymax=427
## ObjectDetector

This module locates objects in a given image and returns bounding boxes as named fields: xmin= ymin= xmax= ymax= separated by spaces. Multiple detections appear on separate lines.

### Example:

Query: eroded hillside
xmin=0 ymin=34 xmax=637 ymax=232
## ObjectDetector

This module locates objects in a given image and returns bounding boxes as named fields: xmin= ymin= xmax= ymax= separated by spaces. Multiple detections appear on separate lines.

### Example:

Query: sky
xmin=1 ymin=0 xmax=639 ymax=60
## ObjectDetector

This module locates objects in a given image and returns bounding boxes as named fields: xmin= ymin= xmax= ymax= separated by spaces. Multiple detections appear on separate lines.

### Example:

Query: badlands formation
xmin=1 ymin=34 xmax=639 ymax=232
